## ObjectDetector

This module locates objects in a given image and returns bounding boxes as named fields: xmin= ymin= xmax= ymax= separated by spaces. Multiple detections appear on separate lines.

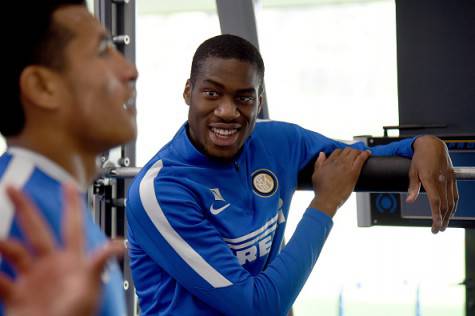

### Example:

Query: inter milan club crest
xmin=251 ymin=169 xmax=278 ymax=197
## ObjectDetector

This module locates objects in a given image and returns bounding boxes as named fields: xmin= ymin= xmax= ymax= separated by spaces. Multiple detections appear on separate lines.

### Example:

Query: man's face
xmin=54 ymin=5 xmax=138 ymax=153
xmin=184 ymin=57 xmax=262 ymax=160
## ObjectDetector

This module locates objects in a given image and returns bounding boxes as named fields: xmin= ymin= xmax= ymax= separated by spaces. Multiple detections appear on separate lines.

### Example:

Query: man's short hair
xmin=3 ymin=0 xmax=86 ymax=137
xmin=190 ymin=34 xmax=265 ymax=94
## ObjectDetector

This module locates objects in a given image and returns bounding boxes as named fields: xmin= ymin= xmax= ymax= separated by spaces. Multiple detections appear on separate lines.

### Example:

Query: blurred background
xmin=2 ymin=1 xmax=467 ymax=315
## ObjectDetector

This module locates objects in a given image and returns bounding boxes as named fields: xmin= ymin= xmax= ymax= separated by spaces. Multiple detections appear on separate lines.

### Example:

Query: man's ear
xmin=19 ymin=66 xmax=62 ymax=111
xmin=257 ymin=94 xmax=263 ymax=115
xmin=183 ymin=79 xmax=192 ymax=106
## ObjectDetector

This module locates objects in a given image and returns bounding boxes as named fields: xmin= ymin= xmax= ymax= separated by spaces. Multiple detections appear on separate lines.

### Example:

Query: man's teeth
xmin=211 ymin=127 xmax=238 ymax=136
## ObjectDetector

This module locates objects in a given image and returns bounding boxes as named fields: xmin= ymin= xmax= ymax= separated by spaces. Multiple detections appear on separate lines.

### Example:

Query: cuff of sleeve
xmin=410 ymin=136 xmax=420 ymax=154
xmin=400 ymin=137 xmax=416 ymax=158
xmin=304 ymin=208 xmax=334 ymax=230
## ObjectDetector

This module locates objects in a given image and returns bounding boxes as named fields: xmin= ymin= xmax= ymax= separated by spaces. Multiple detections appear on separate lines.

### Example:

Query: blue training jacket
xmin=126 ymin=121 xmax=414 ymax=316
xmin=0 ymin=147 xmax=126 ymax=316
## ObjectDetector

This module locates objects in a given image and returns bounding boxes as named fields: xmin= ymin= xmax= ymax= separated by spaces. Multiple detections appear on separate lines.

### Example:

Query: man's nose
xmin=214 ymin=97 xmax=239 ymax=120
xmin=115 ymin=49 xmax=138 ymax=83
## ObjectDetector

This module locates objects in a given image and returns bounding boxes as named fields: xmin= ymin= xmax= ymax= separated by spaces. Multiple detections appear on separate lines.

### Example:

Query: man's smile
xmin=209 ymin=126 xmax=240 ymax=147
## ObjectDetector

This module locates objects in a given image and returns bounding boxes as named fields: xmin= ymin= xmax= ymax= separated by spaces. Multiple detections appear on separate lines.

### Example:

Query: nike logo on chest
xmin=210 ymin=203 xmax=231 ymax=215
xmin=209 ymin=188 xmax=231 ymax=216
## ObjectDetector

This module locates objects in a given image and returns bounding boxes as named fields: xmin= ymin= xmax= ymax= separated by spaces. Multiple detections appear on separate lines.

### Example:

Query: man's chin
xmin=206 ymin=146 xmax=238 ymax=161
xmin=104 ymin=127 xmax=137 ymax=150
xmin=118 ymin=126 xmax=137 ymax=144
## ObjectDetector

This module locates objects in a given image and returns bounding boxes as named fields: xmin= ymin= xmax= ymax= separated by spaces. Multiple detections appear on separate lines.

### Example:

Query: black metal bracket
xmin=382 ymin=124 xmax=447 ymax=137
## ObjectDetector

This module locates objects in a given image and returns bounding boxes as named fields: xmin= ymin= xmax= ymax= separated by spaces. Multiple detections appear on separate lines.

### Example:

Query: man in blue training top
xmin=126 ymin=34 xmax=457 ymax=315
xmin=0 ymin=1 xmax=138 ymax=315
xmin=0 ymin=184 xmax=124 ymax=316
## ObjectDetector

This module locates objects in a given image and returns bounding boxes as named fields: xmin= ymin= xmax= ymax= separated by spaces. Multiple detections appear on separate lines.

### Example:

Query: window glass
xmin=256 ymin=1 xmax=465 ymax=315
xmin=0 ymin=137 xmax=5 ymax=154
xmin=86 ymin=0 xmax=94 ymax=12
xmin=135 ymin=1 xmax=220 ymax=165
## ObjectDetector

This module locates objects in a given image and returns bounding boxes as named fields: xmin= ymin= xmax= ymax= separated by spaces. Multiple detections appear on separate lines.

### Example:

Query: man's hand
xmin=0 ymin=184 xmax=124 ymax=316
xmin=309 ymin=148 xmax=371 ymax=217
xmin=407 ymin=135 xmax=459 ymax=234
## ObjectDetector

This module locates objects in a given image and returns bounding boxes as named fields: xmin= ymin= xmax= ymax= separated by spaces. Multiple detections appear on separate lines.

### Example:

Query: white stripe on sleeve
xmin=139 ymin=159 xmax=232 ymax=288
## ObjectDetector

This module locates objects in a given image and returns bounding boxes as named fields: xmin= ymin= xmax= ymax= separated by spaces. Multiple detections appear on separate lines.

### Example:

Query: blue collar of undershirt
xmin=172 ymin=122 xmax=252 ymax=169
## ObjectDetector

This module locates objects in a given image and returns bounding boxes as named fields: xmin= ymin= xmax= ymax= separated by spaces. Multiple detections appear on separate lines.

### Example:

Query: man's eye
xmin=236 ymin=96 xmax=255 ymax=104
xmin=98 ymin=38 xmax=116 ymax=56
xmin=203 ymin=91 xmax=219 ymax=97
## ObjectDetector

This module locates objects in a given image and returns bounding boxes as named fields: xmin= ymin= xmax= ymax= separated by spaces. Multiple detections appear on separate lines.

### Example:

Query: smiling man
xmin=0 ymin=1 xmax=137 ymax=315
xmin=126 ymin=34 xmax=457 ymax=316
xmin=185 ymin=56 xmax=263 ymax=160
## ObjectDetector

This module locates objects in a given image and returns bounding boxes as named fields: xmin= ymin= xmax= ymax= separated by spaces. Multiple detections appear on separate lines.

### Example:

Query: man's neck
xmin=7 ymin=135 xmax=97 ymax=189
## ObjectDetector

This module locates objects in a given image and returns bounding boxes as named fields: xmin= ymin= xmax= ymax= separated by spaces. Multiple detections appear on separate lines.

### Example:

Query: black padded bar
xmin=298 ymin=156 xmax=414 ymax=192
xmin=107 ymin=157 xmax=475 ymax=193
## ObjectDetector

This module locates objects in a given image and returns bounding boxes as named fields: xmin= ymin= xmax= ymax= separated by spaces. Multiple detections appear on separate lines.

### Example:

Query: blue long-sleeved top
xmin=126 ymin=121 xmax=414 ymax=315
xmin=0 ymin=147 xmax=126 ymax=316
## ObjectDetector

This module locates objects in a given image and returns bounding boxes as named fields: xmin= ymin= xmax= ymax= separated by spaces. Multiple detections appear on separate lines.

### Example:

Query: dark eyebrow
xmin=203 ymin=79 xmax=256 ymax=95
xmin=203 ymin=79 xmax=225 ymax=89
xmin=235 ymin=88 xmax=256 ymax=95
xmin=96 ymin=31 xmax=111 ymax=47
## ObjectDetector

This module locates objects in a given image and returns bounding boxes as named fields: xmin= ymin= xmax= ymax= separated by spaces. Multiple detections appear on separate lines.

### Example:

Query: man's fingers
xmin=423 ymin=181 xmax=443 ymax=234
xmin=442 ymin=176 xmax=459 ymax=231
xmin=62 ymin=183 xmax=85 ymax=254
xmin=450 ymin=170 xmax=459 ymax=214
xmin=6 ymin=187 xmax=55 ymax=256
xmin=352 ymin=150 xmax=370 ymax=171
xmin=342 ymin=148 xmax=359 ymax=162
xmin=406 ymin=168 xmax=421 ymax=203
xmin=341 ymin=147 xmax=356 ymax=157
xmin=453 ymin=179 xmax=459 ymax=214
xmin=436 ymin=174 xmax=449 ymax=231
xmin=441 ymin=174 xmax=455 ymax=231
xmin=328 ymin=148 xmax=342 ymax=160
xmin=89 ymin=240 xmax=125 ymax=280
xmin=0 ymin=273 xmax=13 ymax=301
xmin=446 ymin=173 xmax=455 ymax=214
xmin=315 ymin=152 xmax=326 ymax=168
xmin=0 ymin=240 xmax=32 ymax=273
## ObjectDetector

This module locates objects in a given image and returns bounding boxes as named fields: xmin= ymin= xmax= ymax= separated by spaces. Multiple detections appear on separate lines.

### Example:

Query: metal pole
xmin=215 ymin=0 xmax=269 ymax=119
xmin=93 ymin=1 xmax=137 ymax=315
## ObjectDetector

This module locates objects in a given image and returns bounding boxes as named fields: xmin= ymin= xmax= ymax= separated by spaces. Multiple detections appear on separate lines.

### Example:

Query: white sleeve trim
xmin=138 ymin=159 xmax=232 ymax=288
xmin=0 ymin=156 xmax=35 ymax=239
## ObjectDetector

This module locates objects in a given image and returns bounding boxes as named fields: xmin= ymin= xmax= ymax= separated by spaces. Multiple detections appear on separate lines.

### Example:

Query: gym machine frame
xmin=92 ymin=1 xmax=475 ymax=315
xmin=93 ymin=1 xmax=138 ymax=315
